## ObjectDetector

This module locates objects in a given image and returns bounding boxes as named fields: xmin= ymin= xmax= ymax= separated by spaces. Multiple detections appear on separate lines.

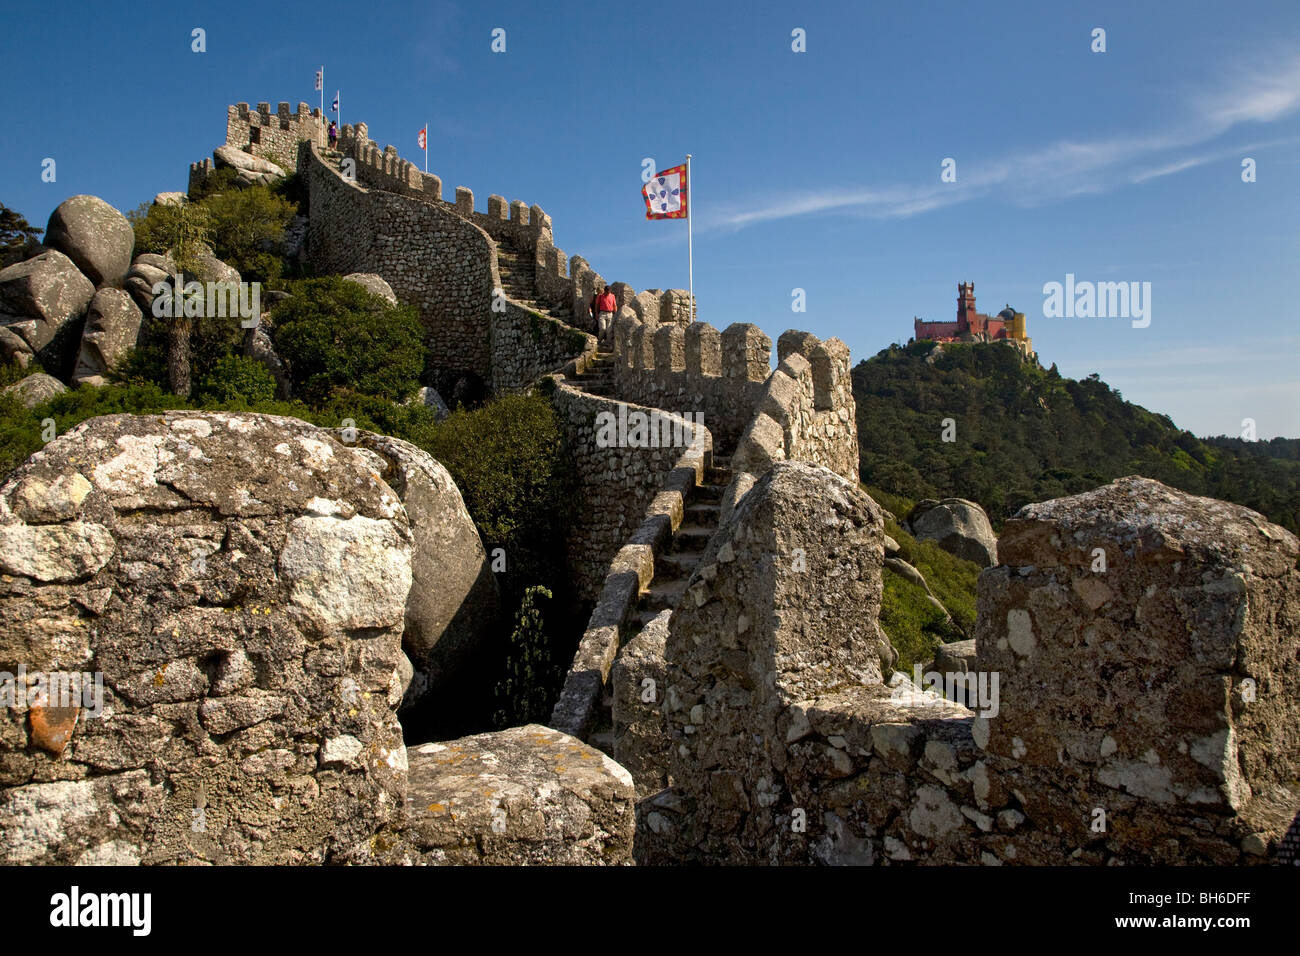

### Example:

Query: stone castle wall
xmin=632 ymin=470 xmax=1300 ymax=865
xmin=549 ymin=376 xmax=712 ymax=600
xmin=333 ymin=124 xmax=575 ymax=313
xmin=718 ymin=330 xmax=858 ymax=521
xmin=609 ymin=316 xmax=771 ymax=455
xmin=549 ymin=381 xmax=713 ymax=738
xmin=227 ymin=101 xmax=326 ymax=173
xmin=305 ymin=141 xmax=497 ymax=378
xmin=491 ymin=302 xmax=595 ymax=394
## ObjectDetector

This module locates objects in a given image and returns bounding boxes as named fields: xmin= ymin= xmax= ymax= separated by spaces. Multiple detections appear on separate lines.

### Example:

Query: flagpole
xmin=425 ymin=121 xmax=428 ymax=172
xmin=686 ymin=153 xmax=694 ymax=323
xmin=319 ymin=66 xmax=324 ymax=123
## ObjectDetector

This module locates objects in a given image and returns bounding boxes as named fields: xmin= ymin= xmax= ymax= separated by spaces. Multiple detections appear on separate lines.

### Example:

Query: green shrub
xmin=201 ymin=185 xmax=297 ymax=284
xmin=419 ymin=392 xmax=576 ymax=597
xmin=884 ymin=517 xmax=979 ymax=637
xmin=272 ymin=277 xmax=423 ymax=402
xmin=199 ymin=356 xmax=276 ymax=405
xmin=874 ymin=512 xmax=980 ymax=673
xmin=272 ymin=172 xmax=309 ymax=214
xmin=128 ymin=201 xmax=211 ymax=273
xmin=188 ymin=166 xmax=242 ymax=202
xmin=863 ymin=484 xmax=915 ymax=523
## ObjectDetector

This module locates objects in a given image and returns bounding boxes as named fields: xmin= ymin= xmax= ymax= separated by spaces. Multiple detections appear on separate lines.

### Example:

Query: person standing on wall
xmin=588 ymin=287 xmax=601 ymax=335
xmin=328 ymin=120 xmax=338 ymax=150
xmin=596 ymin=285 xmax=617 ymax=345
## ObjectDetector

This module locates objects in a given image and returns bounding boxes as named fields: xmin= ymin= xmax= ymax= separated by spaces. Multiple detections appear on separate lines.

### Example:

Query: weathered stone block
xmin=395 ymin=726 xmax=635 ymax=865
xmin=721 ymin=323 xmax=771 ymax=382
xmin=977 ymin=476 xmax=1300 ymax=814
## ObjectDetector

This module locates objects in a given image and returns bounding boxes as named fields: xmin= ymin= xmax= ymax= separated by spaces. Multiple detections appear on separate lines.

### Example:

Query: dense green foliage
xmin=881 ymin=574 xmax=949 ymax=677
xmin=854 ymin=341 xmax=1300 ymax=534
xmin=188 ymin=167 xmax=241 ymax=202
xmin=418 ymin=393 xmax=578 ymax=600
xmin=271 ymin=278 xmax=424 ymax=403
xmin=128 ymin=178 xmax=296 ymax=284
xmin=198 ymin=356 xmax=277 ymax=405
xmin=1203 ymin=435 xmax=1300 ymax=461
xmin=201 ymin=186 xmax=297 ymax=284
xmin=127 ymin=200 xmax=213 ymax=273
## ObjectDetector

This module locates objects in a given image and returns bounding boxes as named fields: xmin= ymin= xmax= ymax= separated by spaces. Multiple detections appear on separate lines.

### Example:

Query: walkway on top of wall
xmin=311 ymin=141 xmax=736 ymax=749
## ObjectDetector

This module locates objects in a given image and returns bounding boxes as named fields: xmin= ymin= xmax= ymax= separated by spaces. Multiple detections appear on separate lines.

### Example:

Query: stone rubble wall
xmin=225 ymin=101 xmax=327 ymax=178
xmin=548 ymin=377 xmax=713 ymax=602
xmin=307 ymin=134 xmax=593 ymax=391
xmin=305 ymin=141 xmax=498 ymax=379
xmin=335 ymin=124 xmax=560 ymax=299
xmin=548 ymin=379 xmax=713 ymax=739
xmin=491 ymin=301 xmax=596 ymax=395
xmin=634 ymin=471 xmax=1300 ymax=866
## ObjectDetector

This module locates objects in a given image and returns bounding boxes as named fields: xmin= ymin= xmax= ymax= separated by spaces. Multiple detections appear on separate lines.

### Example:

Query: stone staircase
xmin=496 ymin=243 xmax=576 ymax=325
xmin=574 ymin=349 xmax=615 ymax=397
xmin=588 ymin=455 xmax=732 ymax=753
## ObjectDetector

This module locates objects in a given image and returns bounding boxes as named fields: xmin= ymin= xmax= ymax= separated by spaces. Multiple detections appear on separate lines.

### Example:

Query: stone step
xmin=686 ymin=501 xmax=721 ymax=525
xmin=655 ymin=551 xmax=701 ymax=581
xmin=642 ymin=578 xmax=689 ymax=612
xmin=692 ymin=482 xmax=726 ymax=503
xmin=671 ymin=524 xmax=714 ymax=553
xmin=707 ymin=468 xmax=732 ymax=486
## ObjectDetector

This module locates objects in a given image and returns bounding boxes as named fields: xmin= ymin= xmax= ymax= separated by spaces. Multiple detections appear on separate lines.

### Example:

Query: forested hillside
xmin=853 ymin=340 xmax=1300 ymax=534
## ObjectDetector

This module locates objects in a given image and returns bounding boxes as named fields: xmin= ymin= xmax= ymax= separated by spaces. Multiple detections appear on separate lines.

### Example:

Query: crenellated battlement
xmin=226 ymin=100 xmax=326 ymax=172
xmin=334 ymin=122 xmax=556 ymax=259
xmin=722 ymin=330 xmax=858 ymax=519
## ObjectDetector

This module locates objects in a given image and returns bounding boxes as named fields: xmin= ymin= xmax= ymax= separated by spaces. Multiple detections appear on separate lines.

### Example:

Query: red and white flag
xmin=643 ymin=163 xmax=688 ymax=219
xmin=417 ymin=127 xmax=427 ymax=150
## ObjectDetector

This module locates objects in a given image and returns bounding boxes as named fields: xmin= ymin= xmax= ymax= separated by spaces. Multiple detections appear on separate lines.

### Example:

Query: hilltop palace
xmin=913 ymin=282 xmax=1035 ymax=358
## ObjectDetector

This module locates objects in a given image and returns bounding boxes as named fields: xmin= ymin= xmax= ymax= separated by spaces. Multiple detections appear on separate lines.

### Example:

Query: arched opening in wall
xmin=811 ymin=348 xmax=835 ymax=411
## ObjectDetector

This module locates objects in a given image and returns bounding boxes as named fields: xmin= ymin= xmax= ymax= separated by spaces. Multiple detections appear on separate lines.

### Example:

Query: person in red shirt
xmin=595 ymin=285 xmax=617 ymax=344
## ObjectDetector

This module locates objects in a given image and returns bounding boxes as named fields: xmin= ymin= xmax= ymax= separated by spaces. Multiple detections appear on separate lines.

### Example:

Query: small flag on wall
xmin=643 ymin=164 xmax=688 ymax=219
xmin=417 ymin=128 xmax=427 ymax=150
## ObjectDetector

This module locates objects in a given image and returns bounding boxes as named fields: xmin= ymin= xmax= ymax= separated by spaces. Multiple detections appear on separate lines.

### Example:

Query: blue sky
xmin=4 ymin=0 xmax=1298 ymax=437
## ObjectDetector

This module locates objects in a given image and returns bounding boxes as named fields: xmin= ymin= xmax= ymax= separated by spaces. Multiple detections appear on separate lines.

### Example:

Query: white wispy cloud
xmin=705 ymin=52 xmax=1300 ymax=232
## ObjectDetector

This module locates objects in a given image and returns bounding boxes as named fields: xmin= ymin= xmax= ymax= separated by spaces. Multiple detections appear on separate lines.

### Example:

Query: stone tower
xmin=957 ymin=281 xmax=978 ymax=334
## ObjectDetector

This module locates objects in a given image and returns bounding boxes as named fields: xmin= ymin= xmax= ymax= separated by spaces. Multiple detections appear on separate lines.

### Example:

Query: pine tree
xmin=0 ymin=203 xmax=43 ymax=264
